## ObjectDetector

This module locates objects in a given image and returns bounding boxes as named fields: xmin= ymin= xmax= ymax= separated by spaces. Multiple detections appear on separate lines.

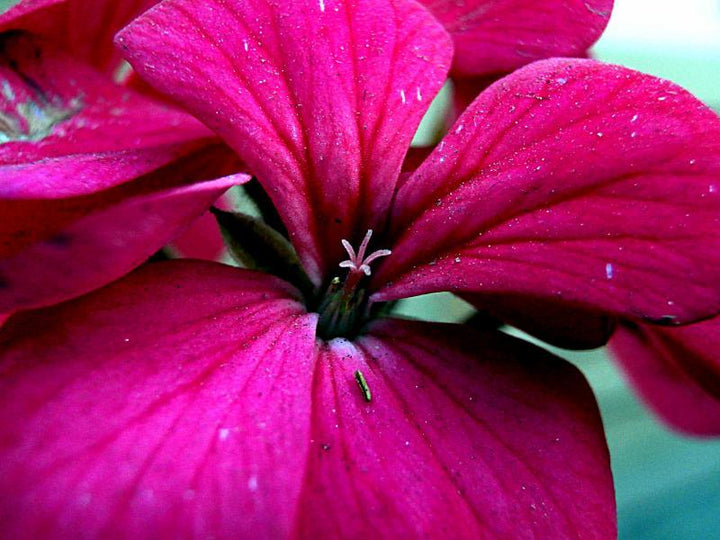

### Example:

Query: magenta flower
xmin=418 ymin=0 xmax=614 ymax=127
xmin=418 ymin=0 xmax=613 ymax=77
xmin=0 ymin=0 xmax=247 ymax=316
xmin=610 ymin=316 xmax=720 ymax=435
xmin=2 ymin=0 xmax=720 ymax=536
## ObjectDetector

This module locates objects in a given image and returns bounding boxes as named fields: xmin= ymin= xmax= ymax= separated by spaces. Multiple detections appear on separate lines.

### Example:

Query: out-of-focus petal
xmin=1 ymin=34 xmax=247 ymax=310
xmin=0 ymin=155 xmax=247 ymax=313
xmin=297 ymin=319 xmax=615 ymax=537
xmin=118 ymin=0 xmax=452 ymax=284
xmin=0 ymin=0 xmax=158 ymax=74
xmin=171 ymin=192 xmax=235 ymax=261
xmin=463 ymin=293 xmax=615 ymax=350
xmin=419 ymin=0 xmax=612 ymax=76
xmin=0 ymin=261 xmax=318 ymax=538
xmin=377 ymin=59 xmax=720 ymax=326
xmin=611 ymin=319 xmax=720 ymax=435
xmin=1 ymin=33 xmax=211 ymax=195
xmin=0 ymin=0 xmax=63 ymax=32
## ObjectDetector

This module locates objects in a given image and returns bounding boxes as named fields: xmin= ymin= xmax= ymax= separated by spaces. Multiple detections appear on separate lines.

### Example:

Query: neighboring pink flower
xmin=1 ymin=0 xmax=719 ymax=537
xmin=417 ymin=0 xmax=614 ymax=128
xmin=610 ymin=316 xmax=720 ymax=435
xmin=418 ymin=0 xmax=613 ymax=77
xmin=0 ymin=0 xmax=248 ymax=315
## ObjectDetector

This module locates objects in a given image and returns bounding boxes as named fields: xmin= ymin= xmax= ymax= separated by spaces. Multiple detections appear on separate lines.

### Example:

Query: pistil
xmin=316 ymin=230 xmax=391 ymax=339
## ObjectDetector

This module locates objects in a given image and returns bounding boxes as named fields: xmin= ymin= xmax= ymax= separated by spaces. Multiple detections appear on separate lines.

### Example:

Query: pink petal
xmin=0 ymin=148 xmax=248 ymax=313
xmin=377 ymin=59 xmax=720 ymax=325
xmin=1 ymin=34 xmax=212 ymax=196
xmin=0 ymin=261 xmax=318 ymax=538
xmin=0 ymin=262 xmax=615 ymax=536
xmin=170 ymin=209 xmax=225 ymax=261
xmin=118 ymin=0 xmax=452 ymax=284
xmin=0 ymin=0 xmax=63 ymax=31
xmin=419 ymin=0 xmax=612 ymax=76
xmin=610 ymin=320 xmax=720 ymax=435
xmin=0 ymin=0 xmax=158 ymax=75
xmin=171 ymin=193 xmax=235 ymax=261
xmin=1 ymin=34 xmax=247 ymax=310
xmin=297 ymin=319 xmax=615 ymax=536
xmin=463 ymin=293 xmax=615 ymax=349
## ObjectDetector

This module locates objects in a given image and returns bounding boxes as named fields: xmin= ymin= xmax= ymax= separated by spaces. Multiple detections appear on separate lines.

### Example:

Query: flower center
xmin=315 ymin=230 xmax=391 ymax=340
xmin=0 ymin=78 xmax=81 ymax=144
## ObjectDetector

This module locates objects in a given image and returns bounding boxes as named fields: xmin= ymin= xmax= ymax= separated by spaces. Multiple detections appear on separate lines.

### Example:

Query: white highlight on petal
xmin=319 ymin=0 xmax=325 ymax=12
xmin=605 ymin=263 xmax=615 ymax=280
xmin=400 ymin=89 xmax=406 ymax=104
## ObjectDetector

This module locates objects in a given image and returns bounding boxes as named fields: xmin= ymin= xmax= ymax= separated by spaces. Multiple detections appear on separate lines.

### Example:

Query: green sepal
xmin=211 ymin=207 xmax=315 ymax=300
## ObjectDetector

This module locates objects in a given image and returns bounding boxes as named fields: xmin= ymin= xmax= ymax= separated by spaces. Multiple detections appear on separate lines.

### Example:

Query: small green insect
xmin=354 ymin=370 xmax=372 ymax=402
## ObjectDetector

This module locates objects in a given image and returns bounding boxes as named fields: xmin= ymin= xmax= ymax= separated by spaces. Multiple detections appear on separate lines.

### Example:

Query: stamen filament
xmin=316 ymin=230 xmax=392 ymax=339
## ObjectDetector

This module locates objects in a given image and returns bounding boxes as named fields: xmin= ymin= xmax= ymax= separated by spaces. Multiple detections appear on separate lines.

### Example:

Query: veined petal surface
xmin=378 ymin=59 xmax=720 ymax=325
xmin=611 ymin=319 xmax=720 ymax=435
xmin=299 ymin=319 xmax=615 ymax=537
xmin=418 ymin=0 xmax=612 ymax=76
xmin=119 ymin=0 xmax=452 ymax=284
xmin=0 ymin=261 xmax=318 ymax=538
xmin=0 ymin=262 xmax=615 ymax=537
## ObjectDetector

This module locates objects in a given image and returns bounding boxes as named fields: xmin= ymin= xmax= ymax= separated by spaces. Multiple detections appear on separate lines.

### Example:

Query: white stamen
xmin=339 ymin=230 xmax=391 ymax=276
xmin=341 ymin=239 xmax=357 ymax=262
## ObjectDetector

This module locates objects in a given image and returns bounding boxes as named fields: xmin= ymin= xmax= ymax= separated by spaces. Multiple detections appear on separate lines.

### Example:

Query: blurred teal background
xmin=410 ymin=2 xmax=720 ymax=537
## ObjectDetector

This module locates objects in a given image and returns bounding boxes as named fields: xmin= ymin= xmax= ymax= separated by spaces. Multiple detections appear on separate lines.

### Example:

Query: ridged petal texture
xmin=378 ymin=58 xmax=720 ymax=326
xmin=418 ymin=0 xmax=613 ymax=76
xmin=611 ymin=319 xmax=720 ymax=435
xmin=0 ymin=261 xmax=615 ymax=538
xmin=118 ymin=0 xmax=453 ymax=284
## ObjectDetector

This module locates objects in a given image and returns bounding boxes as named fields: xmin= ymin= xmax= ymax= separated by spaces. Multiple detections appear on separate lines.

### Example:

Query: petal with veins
xmin=378 ymin=59 xmax=720 ymax=326
xmin=300 ymin=320 xmax=615 ymax=537
xmin=119 ymin=0 xmax=452 ymax=284
xmin=0 ymin=262 xmax=615 ymax=537
xmin=0 ymin=261 xmax=318 ymax=538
